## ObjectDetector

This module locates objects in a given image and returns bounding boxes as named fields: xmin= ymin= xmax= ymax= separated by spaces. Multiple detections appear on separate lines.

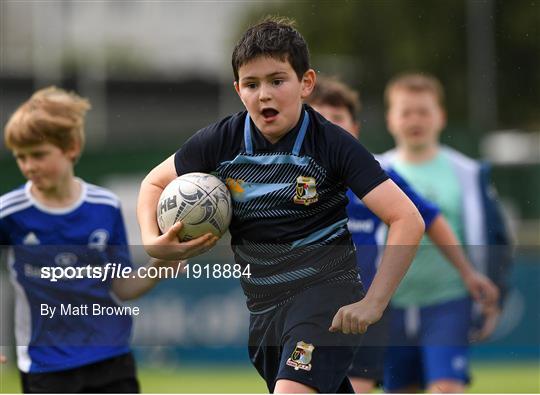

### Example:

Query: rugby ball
xmin=157 ymin=173 xmax=232 ymax=241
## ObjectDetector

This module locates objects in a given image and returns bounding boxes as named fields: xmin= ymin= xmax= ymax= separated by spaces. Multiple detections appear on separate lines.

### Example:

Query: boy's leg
xmin=275 ymin=376 xmax=355 ymax=393
xmin=276 ymin=343 xmax=357 ymax=393
xmin=274 ymin=282 xmax=363 ymax=393
xmin=20 ymin=368 xmax=84 ymax=393
xmin=83 ymin=377 xmax=140 ymax=393
xmin=420 ymin=298 xmax=472 ymax=393
xmin=383 ymin=307 xmax=423 ymax=392
xmin=383 ymin=346 xmax=423 ymax=393
xmin=82 ymin=352 xmax=140 ymax=393
xmin=249 ymin=344 xmax=281 ymax=393
xmin=348 ymin=308 xmax=390 ymax=392
xmin=349 ymin=377 xmax=375 ymax=394
xmin=274 ymin=379 xmax=317 ymax=393
xmin=422 ymin=346 xmax=469 ymax=393
xmin=348 ymin=346 xmax=384 ymax=393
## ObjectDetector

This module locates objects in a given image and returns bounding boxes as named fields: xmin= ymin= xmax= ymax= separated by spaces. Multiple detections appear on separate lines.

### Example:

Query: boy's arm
xmin=137 ymin=154 xmax=218 ymax=260
xmin=330 ymin=179 xmax=424 ymax=334
xmin=111 ymin=259 xmax=186 ymax=301
xmin=426 ymin=215 xmax=500 ymax=340
xmin=427 ymin=216 xmax=499 ymax=305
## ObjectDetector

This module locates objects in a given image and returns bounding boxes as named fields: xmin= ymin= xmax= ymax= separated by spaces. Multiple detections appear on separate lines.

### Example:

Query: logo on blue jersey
xmin=23 ymin=232 xmax=40 ymax=245
xmin=293 ymin=176 xmax=319 ymax=206
xmin=54 ymin=252 xmax=78 ymax=266
xmin=88 ymin=229 xmax=109 ymax=252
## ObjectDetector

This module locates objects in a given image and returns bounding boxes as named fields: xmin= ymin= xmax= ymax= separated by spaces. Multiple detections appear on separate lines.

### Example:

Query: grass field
xmin=1 ymin=361 xmax=538 ymax=393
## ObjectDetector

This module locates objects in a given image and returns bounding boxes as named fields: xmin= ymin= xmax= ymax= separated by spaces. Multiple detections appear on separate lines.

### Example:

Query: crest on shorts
xmin=286 ymin=341 xmax=315 ymax=371
xmin=293 ymin=176 xmax=318 ymax=206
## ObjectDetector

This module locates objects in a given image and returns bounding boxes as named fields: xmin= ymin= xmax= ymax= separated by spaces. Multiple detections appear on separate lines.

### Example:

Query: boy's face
xmin=12 ymin=142 xmax=78 ymax=191
xmin=311 ymin=104 xmax=359 ymax=138
xmin=234 ymin=56 xmax=315 ymax=143
xmin=386 ymin=89 xmax=446 ymax=151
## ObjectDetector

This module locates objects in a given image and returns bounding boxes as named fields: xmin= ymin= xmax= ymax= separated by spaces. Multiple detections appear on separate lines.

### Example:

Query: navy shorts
xmin=348 ymin=308 xmax=390 ymax=383
xmin=20 ymin=352 xmax=139 ymax=393
xmin=384 ymin=297 xmax=472 ymax=391
xmin=248 ymin=280 xmax=364 ymax=393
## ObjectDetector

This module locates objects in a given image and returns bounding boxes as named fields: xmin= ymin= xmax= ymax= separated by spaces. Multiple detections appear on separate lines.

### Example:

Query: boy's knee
xmin=274 ymin=379 xmax=317 ymax=394
xmin=349 ymin=377 xmax=376 ymax=393
xmin=427 ymin=379 xmax=466 ymax=393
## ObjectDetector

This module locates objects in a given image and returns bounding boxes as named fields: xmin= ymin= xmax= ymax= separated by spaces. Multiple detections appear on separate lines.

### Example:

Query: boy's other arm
xmin=137 ymin=154 xmax=218 ymax=260
xmin=111 ymin=259 xmax=186 ymax=301
xmin=426 ymin=215 xmax=500 ymax=340
xmin=427 ymin=215 xmax=499 ymax=305
xmin=330 ymin=179 xmax=424 ymax=334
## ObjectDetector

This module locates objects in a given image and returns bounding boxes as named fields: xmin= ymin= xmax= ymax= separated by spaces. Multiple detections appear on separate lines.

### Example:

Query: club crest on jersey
xmin=286 ymin=341 xmax=314 ymax=371
xmin=293 ymin=176 xmax=318 ymax=206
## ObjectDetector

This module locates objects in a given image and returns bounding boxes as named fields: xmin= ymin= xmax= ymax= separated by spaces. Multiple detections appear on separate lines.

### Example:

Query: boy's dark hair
xmin=306 ymin=75 xmax=361 ymax=122
xmin=384 ymin=72 xmax=446 ymax=109
xmin=232 ymin=16 xmax=310 ymax=82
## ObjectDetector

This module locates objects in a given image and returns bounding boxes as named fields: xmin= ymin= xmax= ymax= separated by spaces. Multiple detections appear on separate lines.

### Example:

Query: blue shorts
xmin=384 ymin=297 xmax=472 ymax=391
xmin=248 ymin=280 xmax=364 ymax=393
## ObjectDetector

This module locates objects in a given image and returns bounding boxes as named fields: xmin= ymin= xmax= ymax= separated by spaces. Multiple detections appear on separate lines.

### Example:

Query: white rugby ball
xmin=157 ymin=173 xmax=232 ymax=241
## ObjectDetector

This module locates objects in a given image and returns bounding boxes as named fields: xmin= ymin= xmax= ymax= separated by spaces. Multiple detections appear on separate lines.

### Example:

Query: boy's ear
xmin=66 ymin=141 xmax=82 ymax=163
xmin=353 ymin=121 xmax=361 ymax=138
xmin=234 ymin=81 xmax=241 ymax=97
xmin=440 ymin=108 xmax=448 ymax=130
xmin=300 ymin=69 xmax=317 ymax=99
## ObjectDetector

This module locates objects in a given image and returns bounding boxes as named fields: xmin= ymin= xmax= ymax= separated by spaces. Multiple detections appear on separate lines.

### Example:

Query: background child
xmin=0 ymin=86 xmax=180 ymax=393
xmin=306 ymin=75 xmax=498 ymax=393
xmin=381 ymin=72 xmax=511 ymax=393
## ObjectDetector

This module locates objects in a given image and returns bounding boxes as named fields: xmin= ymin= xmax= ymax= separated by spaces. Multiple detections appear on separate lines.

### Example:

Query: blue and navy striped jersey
xmin=174 ymin=105 xmax=388 ymax=312
xmin=347 ymin=168 xmax=440 ymax=289
xmin=0 ymin=180 xmax=133 ymax=373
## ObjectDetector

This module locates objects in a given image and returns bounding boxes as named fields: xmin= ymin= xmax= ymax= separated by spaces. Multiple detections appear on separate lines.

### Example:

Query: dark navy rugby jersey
xmin=175 ymin=105 xmax=388 ymax=312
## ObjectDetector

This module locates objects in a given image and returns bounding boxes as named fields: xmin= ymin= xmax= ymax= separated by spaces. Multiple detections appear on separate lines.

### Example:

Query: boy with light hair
xmin=0 ymin=86 xmax=180 ymax=393
xmin=381 ymin=72 xmax=510 ymax=393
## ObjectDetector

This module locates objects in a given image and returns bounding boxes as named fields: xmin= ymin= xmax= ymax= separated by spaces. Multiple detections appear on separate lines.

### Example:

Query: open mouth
xmin=407 ymin=128 xmax=425 ymax=137
xmin=261 ymin=108 xmax=279 ymax=120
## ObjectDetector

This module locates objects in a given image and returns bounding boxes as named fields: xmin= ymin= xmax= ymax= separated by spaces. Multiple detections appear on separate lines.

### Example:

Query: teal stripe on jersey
xmin=221 ymin=154 xmax=312 ymax=167
xmin=291 ymin=218 xmax=348 ymax=248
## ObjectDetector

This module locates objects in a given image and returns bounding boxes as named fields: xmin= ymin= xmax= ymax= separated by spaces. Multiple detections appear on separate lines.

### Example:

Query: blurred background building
xmin=1 ymin=1 xmax=538 ymax=392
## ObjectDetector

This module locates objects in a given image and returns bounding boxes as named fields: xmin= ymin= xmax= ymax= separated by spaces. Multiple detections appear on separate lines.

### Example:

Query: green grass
xmin=1 ymin=361 xmax=538 ymax=393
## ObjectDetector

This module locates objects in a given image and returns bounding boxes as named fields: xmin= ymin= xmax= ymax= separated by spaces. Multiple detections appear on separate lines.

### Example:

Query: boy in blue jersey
xmin=137 ymin=18 xmax=425 ymax=393
xmin=0 ymin=87 xmax=182 ymax=393
xmin=380 ymin=73 xmax=508 ymax=393
xmin=306 ymin=76 xmax=499 ymax=393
